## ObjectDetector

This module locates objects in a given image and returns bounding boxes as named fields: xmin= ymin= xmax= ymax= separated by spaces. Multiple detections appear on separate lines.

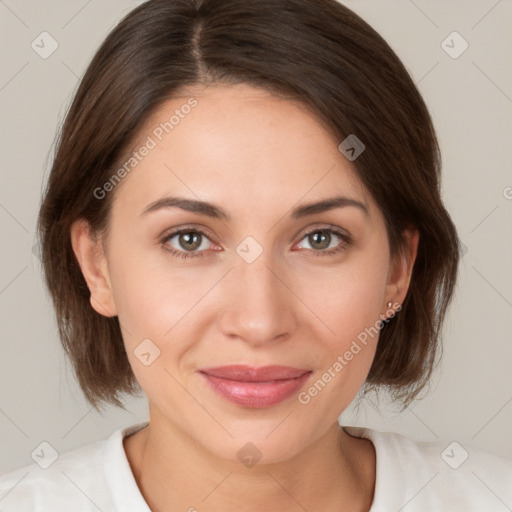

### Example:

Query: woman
xmin=1 ymin=0 xmax=511 ymax=510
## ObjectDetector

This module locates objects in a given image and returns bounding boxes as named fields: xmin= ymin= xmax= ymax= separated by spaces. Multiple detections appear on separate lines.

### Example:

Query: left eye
xmin=294 ymin=228 xmax=350 ymax=257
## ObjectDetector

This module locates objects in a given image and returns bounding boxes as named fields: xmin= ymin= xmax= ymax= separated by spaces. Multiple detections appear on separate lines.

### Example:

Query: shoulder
xmin=0 ymin=434 xmax=112 ymax=511
xmin=344 ymin=426 xmax=512 ymax=511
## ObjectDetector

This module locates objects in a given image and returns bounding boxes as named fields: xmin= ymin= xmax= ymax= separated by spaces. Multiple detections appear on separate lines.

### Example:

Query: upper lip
xmin=199 ymin=365 xmax=311 ymax=382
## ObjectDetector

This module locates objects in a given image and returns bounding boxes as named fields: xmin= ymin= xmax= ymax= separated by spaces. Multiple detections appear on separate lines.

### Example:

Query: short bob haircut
xmin=37 ymin=0 xmax=461 ymax=411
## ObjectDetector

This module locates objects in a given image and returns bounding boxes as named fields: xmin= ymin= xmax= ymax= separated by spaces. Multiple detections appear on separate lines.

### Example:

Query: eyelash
xmin=160 ymin=226 xmax=351 ymax=260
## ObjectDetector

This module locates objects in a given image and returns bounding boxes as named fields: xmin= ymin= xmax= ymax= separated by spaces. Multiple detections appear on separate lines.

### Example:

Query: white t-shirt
xmin=1 ymin=421 xmax=511 ymax=511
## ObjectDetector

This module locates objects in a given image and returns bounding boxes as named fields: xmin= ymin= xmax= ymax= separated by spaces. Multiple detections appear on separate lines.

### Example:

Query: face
xmin=75 ymin=83 xmax=415 ymax=464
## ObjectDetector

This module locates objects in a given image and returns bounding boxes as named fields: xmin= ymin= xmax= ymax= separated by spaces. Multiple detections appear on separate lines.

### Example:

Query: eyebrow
xmin=140 ymin=195 xmax=369 ymax=220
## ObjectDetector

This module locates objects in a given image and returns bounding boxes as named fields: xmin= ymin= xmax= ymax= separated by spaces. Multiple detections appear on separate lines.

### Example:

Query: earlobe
xmin=70 ymin=219 xmax=117 ymax=317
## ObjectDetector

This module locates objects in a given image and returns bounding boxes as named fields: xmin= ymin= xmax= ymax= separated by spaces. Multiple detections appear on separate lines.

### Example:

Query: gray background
xmin=1 ymin=0 xmax=511 ymax=475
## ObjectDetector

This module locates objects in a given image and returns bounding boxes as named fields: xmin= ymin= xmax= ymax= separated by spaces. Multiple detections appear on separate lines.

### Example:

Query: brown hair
xmin=37 ymin=0 xmax=461 ymax=410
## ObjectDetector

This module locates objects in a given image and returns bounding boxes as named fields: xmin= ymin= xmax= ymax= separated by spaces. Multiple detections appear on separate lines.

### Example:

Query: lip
xmin=199 ymin=365 xmax=312 ymax=408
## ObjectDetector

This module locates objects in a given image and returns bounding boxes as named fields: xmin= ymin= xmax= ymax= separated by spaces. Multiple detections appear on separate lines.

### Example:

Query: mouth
xmin=198 ymin=365 xmax=312 ymax=408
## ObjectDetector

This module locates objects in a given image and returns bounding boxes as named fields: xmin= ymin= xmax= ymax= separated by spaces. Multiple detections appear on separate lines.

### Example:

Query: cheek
xmin=294 ymin=247 xmax=388 ymax=403
xmin=107 ymin=253 xmax=193 ymax=397
xmin=107 ymin=233 xmax=187 ymax=324
xmin=298 ymin=250 xmax=388 ymax=344
xmin=107 ymin=245 xmax=215 ymax=372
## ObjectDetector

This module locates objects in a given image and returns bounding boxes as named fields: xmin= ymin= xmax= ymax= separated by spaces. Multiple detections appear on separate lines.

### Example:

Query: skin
xmin=71 ymin=82 xmax=419 ymax=512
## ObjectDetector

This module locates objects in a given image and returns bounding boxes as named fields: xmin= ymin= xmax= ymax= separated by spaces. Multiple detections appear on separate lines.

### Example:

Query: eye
xmin=294 ymin=227 xmax=351 ymax=257
xmin=160 ymin=225 xmax=351 ymax=260
xmin=161 ymin=227 xmax=217 ymax=259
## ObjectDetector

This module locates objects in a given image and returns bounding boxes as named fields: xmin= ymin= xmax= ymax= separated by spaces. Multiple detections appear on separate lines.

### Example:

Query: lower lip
xmin=200 ymin=372 xmax=312 ymax=408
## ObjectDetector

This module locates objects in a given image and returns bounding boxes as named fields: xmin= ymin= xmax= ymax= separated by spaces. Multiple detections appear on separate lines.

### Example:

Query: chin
xmin=193 ymin=419 xmax=321 ymax=467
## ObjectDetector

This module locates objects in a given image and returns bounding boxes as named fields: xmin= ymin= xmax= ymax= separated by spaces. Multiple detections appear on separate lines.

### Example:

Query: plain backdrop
xmin=1 ymin=0 xmax=511 ymax=474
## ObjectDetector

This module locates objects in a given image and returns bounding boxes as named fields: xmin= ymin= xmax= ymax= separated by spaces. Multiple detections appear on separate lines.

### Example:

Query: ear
xmin=70 ymin=219 xmax=117 ymax=317
xmin=382 ymin=227 xmax=419 ymax=317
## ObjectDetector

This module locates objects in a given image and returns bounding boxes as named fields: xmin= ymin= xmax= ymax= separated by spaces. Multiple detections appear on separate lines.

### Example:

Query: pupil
xmin=181 ymin=232 xmax=201 ymax=250
xmin=311 ymin=230 xmax=330 ymax=249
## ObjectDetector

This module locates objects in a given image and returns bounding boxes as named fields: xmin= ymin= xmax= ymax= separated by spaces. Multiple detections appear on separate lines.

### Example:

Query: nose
xmin=217 ymin=246 xmax=298 ymax=348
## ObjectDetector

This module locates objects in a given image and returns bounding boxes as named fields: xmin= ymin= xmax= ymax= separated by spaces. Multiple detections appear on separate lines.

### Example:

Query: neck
xmin=124 ymin=408 xmax=375 ymax=512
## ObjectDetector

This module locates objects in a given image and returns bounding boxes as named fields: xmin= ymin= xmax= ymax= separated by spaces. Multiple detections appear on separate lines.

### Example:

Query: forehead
xmin=112 ymin=83 xmax=373 ymax=217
